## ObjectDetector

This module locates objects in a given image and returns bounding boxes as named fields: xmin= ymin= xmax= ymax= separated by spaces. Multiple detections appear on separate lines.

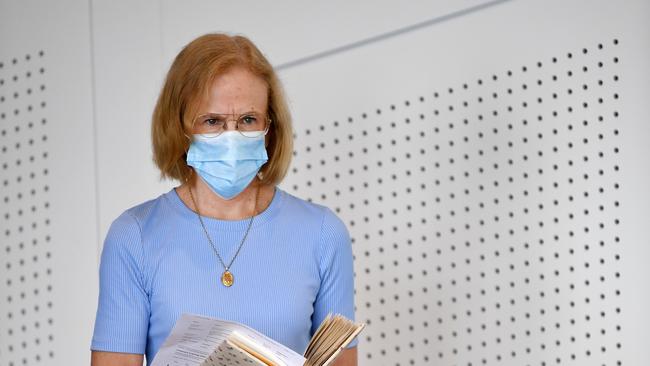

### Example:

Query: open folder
xmin=151 ymin=313 xmax=365 ymax=366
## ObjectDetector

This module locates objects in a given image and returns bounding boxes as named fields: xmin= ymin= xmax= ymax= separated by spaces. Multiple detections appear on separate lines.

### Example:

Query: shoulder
xmin=277 ymin=188 xmax=348 ymax=232
xmin=277 ymin=189 xmax=351 ymax=263
xmin=123 ymin=192 xmax=169 ymax=224
xmin=113 ymin=190 xmax=178 ymax=231
xmin=104 ymin=190 xmax=176 ymax=245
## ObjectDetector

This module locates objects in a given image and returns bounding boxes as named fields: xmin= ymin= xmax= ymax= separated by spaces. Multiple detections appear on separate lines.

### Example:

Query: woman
xmin=90 ymin=33 xmax=358 ymax=365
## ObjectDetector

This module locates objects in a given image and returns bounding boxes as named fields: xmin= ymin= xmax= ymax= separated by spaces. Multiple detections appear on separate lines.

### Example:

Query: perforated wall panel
xmin=0 ymin=50 xmax=55 ymax=366
xmin=283 ymin=39 xmax=624 ymax=366
xmin=1 ymin=1 xmax=98 ymax=365
xmin=1 ymin=1 xmax=648 ymax=365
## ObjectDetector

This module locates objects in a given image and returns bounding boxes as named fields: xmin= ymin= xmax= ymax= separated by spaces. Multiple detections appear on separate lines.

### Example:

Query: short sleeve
xmin=310 ymin=207 xmax=358 ymax=349
xmin=90 ymin=212 xmax=150 ymax=354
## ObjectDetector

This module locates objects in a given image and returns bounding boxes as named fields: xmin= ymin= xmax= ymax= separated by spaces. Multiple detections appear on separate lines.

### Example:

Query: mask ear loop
xmin=184 ymin=132 xmax=193 ymax=143
xmin=183 ymin=119 xmax=194 ymax=145
xmin=183 ymin=119 xmax=195 ymax=184
xmin=183 ymin=113 xmax=197 ymax=153
xmin=264 ymin=117 xmax=273 ymax=136
xmin=257 ymin=117 xmax=272 ymax=181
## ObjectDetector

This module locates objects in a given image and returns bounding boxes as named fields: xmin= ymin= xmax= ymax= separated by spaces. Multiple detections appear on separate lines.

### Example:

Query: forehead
xmin=198 ymin=67 xmax=269 ymax=113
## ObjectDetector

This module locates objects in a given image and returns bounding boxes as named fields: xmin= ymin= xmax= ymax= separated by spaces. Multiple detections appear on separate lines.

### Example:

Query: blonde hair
xmin=151 ymin=33 xmax=293 ymax=185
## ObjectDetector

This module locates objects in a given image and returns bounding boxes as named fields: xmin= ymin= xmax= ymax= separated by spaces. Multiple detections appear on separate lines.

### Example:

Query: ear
xmin=264 ymin=126 xmax=271 ymax=148
xmin=183 ymin=133 xmax=193 ymax=153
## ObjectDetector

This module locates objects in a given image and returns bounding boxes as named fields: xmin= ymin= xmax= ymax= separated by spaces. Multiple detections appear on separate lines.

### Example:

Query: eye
xmin=240 ymin=115 xmax=258 ymax=125
xmin=203 ymin=116 xmax=224 ymax=126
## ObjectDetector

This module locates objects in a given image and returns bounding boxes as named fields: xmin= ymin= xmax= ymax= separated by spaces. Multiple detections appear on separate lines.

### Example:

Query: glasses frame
xmin=191 ymin=111 xmax=272 ymax=138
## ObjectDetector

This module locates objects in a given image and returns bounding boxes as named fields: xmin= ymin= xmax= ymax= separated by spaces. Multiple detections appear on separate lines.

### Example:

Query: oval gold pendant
xmin=221 ymin=270 xmax=234 ymax=287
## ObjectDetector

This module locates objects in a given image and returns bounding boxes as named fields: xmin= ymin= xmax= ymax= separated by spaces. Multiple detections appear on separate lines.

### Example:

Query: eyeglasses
xmin=192 ymin=111 xmax=271 ymax=138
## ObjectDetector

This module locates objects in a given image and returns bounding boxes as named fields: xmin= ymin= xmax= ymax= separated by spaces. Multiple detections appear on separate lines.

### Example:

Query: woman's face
xmin=193 ymin=66 xmax=269 ymax=137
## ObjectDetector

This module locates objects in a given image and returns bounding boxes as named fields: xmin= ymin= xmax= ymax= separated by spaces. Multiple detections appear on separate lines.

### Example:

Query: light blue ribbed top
xmin=90 ymin=186 xmax=357 ymax=364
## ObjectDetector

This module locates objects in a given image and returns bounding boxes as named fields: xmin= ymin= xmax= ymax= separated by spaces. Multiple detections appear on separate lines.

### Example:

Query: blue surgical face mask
xmin=186 ymin=131 xmax=268 ymax=200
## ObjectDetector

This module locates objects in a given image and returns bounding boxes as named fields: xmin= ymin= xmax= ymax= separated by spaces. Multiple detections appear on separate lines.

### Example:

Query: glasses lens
xmin=194 ymin=113 xmax=226 ymax=135
xmin=193 ymin=112 xmax=269 ymax=138
xmin=237 ymin=112 xmax=269 ymax=138
xmin=237 ymin=113 xmax=267 ymax=131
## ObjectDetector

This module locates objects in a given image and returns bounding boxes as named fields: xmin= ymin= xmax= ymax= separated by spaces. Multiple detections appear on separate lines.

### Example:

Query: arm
xmin=331 ymin=347 xmax=357 ymax=366
xmin=312 ymin=208 xmax=359 ymax=366
xmin=91 ymin=213 xmax=150 ymax=363
xmin=91 ymin=351 xmax=143 ymax=366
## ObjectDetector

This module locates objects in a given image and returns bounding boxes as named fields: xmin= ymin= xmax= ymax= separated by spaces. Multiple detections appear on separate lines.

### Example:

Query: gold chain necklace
xmin=187 ymin=183 xmax=260 ymax=287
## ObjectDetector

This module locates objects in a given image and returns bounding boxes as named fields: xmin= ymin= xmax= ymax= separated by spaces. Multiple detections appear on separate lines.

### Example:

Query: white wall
xmin=0 ymin=1 xmax=98 ymax=365
xmin=1 ymin=0 xmax=648 ymax=365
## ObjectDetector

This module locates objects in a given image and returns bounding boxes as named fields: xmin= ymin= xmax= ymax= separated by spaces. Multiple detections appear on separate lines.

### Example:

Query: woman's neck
xmin=176 ymin=174 xmax=274 ymax=220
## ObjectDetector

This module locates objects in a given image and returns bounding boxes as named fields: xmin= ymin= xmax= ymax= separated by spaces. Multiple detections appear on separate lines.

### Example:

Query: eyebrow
xmin=201 ymin=110 xmax=262 ymax=115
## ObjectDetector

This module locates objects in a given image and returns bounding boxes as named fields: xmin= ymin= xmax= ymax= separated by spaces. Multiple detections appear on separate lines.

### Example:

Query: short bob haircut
xmin=152 ymin=33 xmax=293 ymax=186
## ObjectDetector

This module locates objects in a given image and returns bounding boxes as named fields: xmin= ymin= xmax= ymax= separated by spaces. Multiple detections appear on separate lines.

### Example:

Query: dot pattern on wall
xmin=0 ymin=50 xmax=55 ymax=366
xmin=282 ymin=39 xmax=622 ymax=365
